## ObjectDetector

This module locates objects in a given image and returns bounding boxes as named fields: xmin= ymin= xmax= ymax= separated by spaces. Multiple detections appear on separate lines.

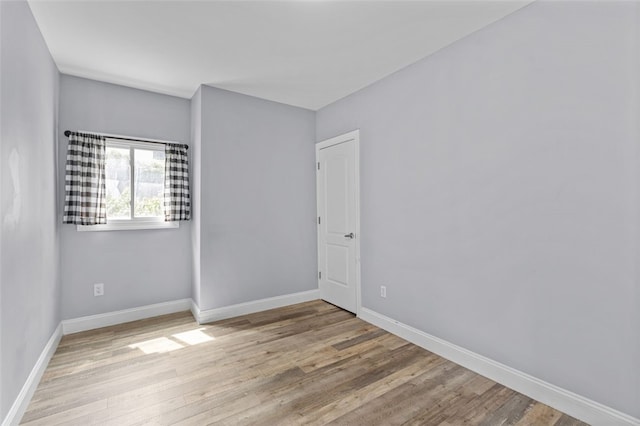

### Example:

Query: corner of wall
xmin=189 ymin=86 xmax=202 ymax=307
xmin=633 ymin=2 xmax=640 ymax=417
xmin=0 ymin=0 xmax=4 ymax=416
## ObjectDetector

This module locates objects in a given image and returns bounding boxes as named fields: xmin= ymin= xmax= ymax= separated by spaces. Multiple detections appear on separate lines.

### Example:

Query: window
xmin=78 ymin=139 xmax=178 ymax=231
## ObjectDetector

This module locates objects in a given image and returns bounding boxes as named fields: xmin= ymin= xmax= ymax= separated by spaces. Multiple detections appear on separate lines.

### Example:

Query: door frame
xmin=315 ymin=129 xmax=361 ymax=315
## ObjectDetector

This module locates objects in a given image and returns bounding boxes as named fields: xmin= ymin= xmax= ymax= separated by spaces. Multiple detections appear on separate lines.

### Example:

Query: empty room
xmin=1 ymin=0 xmax=639 ymax=425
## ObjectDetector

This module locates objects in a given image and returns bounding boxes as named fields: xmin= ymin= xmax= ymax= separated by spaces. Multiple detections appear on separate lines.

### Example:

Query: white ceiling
xmin=28 ymin=1 xmax=531 ymax=111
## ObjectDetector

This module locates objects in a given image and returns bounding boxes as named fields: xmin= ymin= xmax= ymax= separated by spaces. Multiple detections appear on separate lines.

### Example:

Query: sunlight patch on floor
xmin=129 ymin=329 xmax=215 ymax=354
xmin=173 ymin=328 xmax=215 ymax=345
xmin=129 ymin=337 xmax=184 ymax=354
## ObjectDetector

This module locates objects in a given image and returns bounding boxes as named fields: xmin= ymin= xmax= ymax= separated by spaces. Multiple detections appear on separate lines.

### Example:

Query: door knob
xmin=344 ymin=232 xmax=354 ymax=239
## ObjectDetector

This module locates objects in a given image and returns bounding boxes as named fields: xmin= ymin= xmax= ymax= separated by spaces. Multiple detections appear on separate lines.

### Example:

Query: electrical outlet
xmin=94 ymin=283 xmax=104 ymax=297
xmin=380 ymin=285 xmax=387 ymax=298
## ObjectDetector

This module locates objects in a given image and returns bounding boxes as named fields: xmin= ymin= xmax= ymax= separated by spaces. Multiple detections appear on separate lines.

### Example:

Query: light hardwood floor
xmin=22 ymin=301 xmax=588 ymax=425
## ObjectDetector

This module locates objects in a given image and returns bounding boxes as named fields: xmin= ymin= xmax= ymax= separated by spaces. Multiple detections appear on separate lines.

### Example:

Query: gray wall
xmin=197 ymin=86 xmax=316 ymax=310
xmin=317 ymin=1 xmax=640 ymax=418
xmin=0 ymin=0 xmax=60 ymax=418
xmin=58 ymin=75 xmax=192 ymax=319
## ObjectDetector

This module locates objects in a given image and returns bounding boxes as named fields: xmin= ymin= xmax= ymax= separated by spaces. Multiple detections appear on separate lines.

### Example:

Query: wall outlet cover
xmin=94 ymin=283 xmax=104 ymax=297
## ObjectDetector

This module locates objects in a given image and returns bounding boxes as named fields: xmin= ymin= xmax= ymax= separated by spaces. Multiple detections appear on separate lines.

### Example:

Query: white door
xmin=316 ymin=130 xmax=360 ymax=314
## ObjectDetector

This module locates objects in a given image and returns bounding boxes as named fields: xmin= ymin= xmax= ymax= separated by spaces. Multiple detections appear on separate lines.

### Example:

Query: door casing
xmin=315 ymin=129 xmax=361 ymax=315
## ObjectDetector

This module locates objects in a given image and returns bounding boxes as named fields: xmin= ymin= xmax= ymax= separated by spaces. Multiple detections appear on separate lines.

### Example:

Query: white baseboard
xmin=1 ymin=323 xmax=62 ymax=426
xmin=190 ymin=298 xmax=201 ymax=322
xmin=8 ymin=296 xmax=635 ymax=425
xmin=6 ymin=292 xmax=321 ymax=426
xmin=194 ymin=289 xmax=321 ymax=324
xmin=358 ymin=307 xmax=639 ymax=426
xmin=61 ymin=298 xmax=192 ymax=334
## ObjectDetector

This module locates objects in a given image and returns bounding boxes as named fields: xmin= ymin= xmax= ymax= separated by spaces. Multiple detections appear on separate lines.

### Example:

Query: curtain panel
xmin=63 ymin=132 xmax=107 ymax=225
xmin=164 ymin=143 xmax=191 ymax=221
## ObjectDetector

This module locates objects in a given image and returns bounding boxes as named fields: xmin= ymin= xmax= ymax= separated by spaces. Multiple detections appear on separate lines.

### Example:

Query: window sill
xmin=77 ymin=220 xmax=179 ymax=232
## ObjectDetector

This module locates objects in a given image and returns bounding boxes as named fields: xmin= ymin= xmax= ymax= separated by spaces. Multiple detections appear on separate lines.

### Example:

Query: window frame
xmin=77 ymin=138 xmax=178 ymax=232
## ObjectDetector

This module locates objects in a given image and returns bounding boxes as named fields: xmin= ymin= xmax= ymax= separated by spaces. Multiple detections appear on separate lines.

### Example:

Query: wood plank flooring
xmin=22 ymin=301 xmax=588 ymax=425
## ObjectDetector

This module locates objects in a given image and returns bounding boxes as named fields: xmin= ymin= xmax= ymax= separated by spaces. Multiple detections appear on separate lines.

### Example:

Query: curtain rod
xmin=64 ymin=130 xmax=188 ymax=149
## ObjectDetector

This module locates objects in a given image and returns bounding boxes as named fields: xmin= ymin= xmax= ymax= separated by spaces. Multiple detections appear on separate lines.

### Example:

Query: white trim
xmin=9 ymin=298 xmax=635 ymax=426
xmin=1 ymin=324 xmax=62 ymax=426
xmin=62 ymin=299 xmax=192 ymax=334
xmin=190 ymin=298 xmax=201 ymax=322
xmin=358 ymin=307 xmax=640 ymax=426
xmin=6 ymin=293 xmax=326 ymax=426
xmin=315 ymin=129 xmax=362 ymax=315
xmin=77 ymin=220 xmax=179 ymax=232
xmin=194 ymin=290 xmax=321 ymax=324
xmin=315 ymin=129 xmax=360 ymax=150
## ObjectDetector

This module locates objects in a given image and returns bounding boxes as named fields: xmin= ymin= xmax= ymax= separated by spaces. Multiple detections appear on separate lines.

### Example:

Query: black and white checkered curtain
xmin=63 ymin=132 xmax=107 ymax=225
xmin=164 ymin=143 xmax=191 ymax=221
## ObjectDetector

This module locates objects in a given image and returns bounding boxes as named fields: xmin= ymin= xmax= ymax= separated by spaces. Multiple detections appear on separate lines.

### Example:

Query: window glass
xmin=105 ymin=146 xmax=131 ymax=219
xmin=134 ymin=149 xmax=165 ymax=218
xmin=78 ymin=138 xmax=178 ymax=232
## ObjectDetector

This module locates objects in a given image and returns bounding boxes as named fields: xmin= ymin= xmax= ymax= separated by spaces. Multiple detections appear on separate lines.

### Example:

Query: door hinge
xmin=319 ymin=271 xmax=322 ymax=280
xmin=317 ymin=162 xmax=320 ymax=170
xmin=318 ymin=216 xmax=321 ymax=225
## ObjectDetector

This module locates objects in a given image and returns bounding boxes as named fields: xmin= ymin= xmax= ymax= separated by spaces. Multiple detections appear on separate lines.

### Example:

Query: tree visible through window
xmin=105 ymin=141 xmax=165 ymax=221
